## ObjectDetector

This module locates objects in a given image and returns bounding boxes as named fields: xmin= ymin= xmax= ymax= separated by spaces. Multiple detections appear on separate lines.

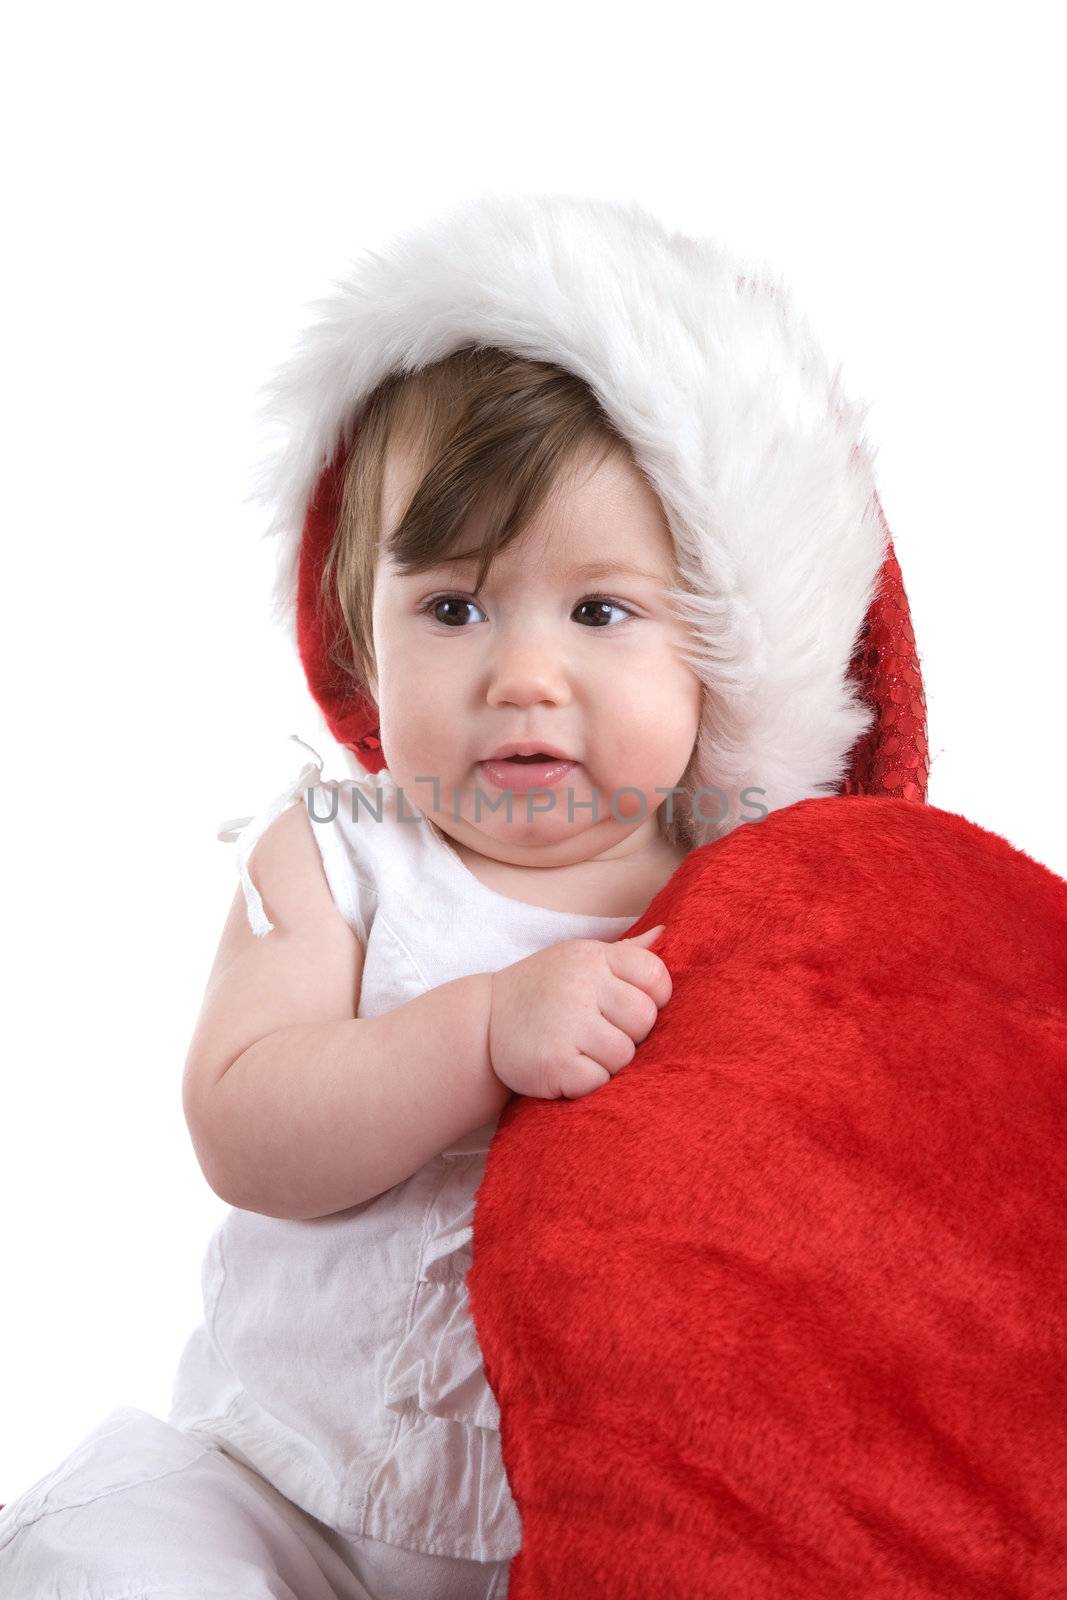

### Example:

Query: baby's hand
xmin=488 ymin=926 xmax=671 ymax=1100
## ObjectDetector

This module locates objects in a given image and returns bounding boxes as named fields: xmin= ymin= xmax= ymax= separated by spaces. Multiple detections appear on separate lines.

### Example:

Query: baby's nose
xmin=485 ymin=637 xmax=572 ymax=707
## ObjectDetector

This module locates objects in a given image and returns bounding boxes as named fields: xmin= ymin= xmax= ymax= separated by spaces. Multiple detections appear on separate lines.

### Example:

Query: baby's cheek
xmin=614 ymin=790 xmax=646 ymax=819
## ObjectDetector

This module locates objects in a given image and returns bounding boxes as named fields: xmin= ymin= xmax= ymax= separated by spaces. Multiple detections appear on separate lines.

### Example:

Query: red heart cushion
xmin=469 ymin=796 xmax=1067 ymax=1598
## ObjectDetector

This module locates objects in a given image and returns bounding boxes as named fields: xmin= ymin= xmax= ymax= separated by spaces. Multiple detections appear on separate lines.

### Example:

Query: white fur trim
xmin=248 ymin=190 xmax=886 ymax=848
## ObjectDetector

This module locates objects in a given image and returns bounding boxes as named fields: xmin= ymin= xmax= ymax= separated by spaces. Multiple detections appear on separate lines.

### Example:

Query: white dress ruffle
xmin=361 ymin=1135 xmax=523 ymax=1558
xmin=383 ymin=1148 xmax=501 ymax=1433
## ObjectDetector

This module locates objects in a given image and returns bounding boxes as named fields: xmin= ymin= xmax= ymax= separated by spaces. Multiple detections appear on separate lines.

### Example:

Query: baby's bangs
xmin=380 ymin=344 xmax=630 ymax=593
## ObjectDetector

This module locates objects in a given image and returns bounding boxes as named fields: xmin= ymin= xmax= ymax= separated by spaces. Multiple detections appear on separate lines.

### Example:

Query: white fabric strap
xmin=217 ymin=734 xmax=326 ymax=937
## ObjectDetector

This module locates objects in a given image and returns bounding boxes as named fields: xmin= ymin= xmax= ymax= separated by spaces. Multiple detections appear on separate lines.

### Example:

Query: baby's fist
xmin=488 ymin=926 xmax=670 ymax=1101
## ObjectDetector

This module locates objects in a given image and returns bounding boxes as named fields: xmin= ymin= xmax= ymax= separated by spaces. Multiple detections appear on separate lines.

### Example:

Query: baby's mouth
xmin=478 ymin=753 xmax=579 ymax=792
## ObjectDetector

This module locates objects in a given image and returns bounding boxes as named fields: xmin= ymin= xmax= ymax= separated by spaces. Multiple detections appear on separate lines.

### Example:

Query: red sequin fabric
xmin=838 ymin=536 xmax=929 ymax=803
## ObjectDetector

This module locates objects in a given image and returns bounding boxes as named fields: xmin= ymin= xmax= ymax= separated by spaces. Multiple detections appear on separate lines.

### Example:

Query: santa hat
xmin=248 ymin=192 xmax=928 ymax=846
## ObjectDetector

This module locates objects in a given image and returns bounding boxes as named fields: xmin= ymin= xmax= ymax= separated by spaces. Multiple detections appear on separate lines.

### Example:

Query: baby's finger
xmin=579 ymin=1013 xmax=638 ymax=1077
xmin=558 ymin=1055 xmax=613 ymax=1100
xmin=607 ymin=936 xmax=672 ymax=1007
xmin=599 ymin=977 xmax=660 ymax=1046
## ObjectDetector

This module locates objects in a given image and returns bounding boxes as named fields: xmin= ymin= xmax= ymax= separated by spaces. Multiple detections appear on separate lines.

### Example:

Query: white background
xmin=2 ymin=2 xmax=1064 ymax=1500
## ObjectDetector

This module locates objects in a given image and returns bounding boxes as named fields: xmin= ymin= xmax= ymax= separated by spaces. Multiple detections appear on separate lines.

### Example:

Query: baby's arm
xmin=182 ymin=800 xmax=510 ymax=1221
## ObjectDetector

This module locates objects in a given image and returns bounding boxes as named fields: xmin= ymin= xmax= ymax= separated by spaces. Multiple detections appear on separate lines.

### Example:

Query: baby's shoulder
xmin=250 ymin=793 xmax=350 ymax=925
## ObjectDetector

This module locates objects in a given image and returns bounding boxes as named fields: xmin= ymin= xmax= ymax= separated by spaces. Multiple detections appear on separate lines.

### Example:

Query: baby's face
xmin=367 ymin=439 xmax=702 ymax=870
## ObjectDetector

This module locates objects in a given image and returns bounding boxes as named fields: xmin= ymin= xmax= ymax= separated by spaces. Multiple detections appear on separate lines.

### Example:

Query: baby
xmin=0 ymin=193 xmax=887 ymax=1600
xmin=0 ymin=356 xmax=687 ymax=1600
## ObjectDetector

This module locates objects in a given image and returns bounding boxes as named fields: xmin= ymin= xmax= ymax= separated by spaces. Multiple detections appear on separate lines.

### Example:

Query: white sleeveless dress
xmin=167 ymin=737 xmax=635 ymax=1562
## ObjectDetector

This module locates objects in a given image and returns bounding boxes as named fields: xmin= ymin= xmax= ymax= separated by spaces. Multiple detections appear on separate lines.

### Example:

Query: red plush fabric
xmin=469 ymin=797 xmax=1067 ymax=1598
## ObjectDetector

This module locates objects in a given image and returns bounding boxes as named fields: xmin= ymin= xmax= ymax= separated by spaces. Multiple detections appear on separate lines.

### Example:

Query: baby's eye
xmin=574 ymin=595 xmax=633 ymax=627
xmin=419 ymin=595 xmax=487 ymax=627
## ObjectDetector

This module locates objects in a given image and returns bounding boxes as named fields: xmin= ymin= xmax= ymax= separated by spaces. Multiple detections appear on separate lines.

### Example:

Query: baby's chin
xmin=444 ymin=800 xmax=661 ymax=871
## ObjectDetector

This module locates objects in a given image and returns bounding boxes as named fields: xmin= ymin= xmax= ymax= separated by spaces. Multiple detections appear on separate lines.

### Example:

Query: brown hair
xmin=321 ymin=343 xmax=641 ymax=696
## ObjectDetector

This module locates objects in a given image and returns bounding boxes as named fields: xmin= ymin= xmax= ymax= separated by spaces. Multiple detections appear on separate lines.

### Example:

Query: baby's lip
xmin=482 ymin=744 xmax=576 ymax=762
